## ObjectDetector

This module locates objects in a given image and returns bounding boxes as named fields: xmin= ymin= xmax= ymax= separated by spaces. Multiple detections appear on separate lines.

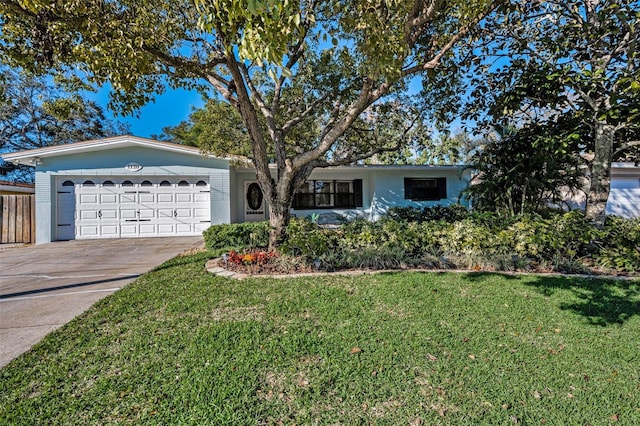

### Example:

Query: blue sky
xmin=89 ymin=86 xmax=205 ymax=138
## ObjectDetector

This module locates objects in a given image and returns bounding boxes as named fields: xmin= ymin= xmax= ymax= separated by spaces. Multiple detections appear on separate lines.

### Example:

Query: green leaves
xmin=195 ymin=0 xmax=305 ymax=66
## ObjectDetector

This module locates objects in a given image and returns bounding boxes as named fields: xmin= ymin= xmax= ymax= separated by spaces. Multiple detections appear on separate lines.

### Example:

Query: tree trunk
xmin=267 ymin=198 xmax=291 ymax=250
xmin=585 ymin=122 xmax=615 ymax=227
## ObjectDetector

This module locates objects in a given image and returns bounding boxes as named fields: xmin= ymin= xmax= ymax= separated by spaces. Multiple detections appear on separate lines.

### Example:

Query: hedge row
xmin=204 ymin=210 xmax=640 ymax=275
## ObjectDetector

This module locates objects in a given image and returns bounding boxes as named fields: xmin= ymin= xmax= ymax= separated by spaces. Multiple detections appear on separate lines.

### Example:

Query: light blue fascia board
xmin=37 ymin=146 xmax=229 ymax=173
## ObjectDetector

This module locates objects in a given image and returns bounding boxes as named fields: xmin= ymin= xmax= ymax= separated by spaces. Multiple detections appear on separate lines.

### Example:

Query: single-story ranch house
xmin=3 ymin=135 xmax=638 ymax=244
xmin=2 ymin=136 xmax=471 ymax=244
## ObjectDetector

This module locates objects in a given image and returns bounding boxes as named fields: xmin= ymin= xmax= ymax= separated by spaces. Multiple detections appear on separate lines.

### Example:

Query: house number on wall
xmin=125 ymin=162 xmax=143 ymax=172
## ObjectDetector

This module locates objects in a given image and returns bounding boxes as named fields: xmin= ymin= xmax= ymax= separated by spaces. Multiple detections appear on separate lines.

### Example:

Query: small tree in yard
xmin=464 ymin=119 xmax=585 ymax=215
xmin=0 ymin=0 xmax=502 ymax=248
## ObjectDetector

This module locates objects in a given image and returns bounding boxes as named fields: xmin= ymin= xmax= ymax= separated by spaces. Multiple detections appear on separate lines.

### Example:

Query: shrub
xmin=594 ymin=216 xmax=640 ymax=273
xmin=203 ymin=222 xmax=269 ymax=251
xmin=279 ymin=218 xmax=335 ymax=260
xmin=386 ymin=204 xmax=469 ymax=223
xmin=421 ymin=204 xmax=470 ymax=222
xmin=438 ymin=218 xmax=504 ymax=257
xmin=386 ymin=206 xmax=422 ymax=222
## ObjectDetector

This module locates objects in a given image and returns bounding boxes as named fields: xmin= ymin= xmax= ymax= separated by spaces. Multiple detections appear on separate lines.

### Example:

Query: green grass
xmin=1 ymin=252 xmax=639 ymax=425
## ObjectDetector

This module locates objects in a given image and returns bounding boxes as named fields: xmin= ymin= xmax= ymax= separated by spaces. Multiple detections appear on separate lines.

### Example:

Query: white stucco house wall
xmin=2 ymin=135 xmax=471 ymax=244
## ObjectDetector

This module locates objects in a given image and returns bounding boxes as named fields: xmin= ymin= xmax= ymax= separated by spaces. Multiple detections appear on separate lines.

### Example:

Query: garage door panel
xmin=100 ymin=225 xmax=119 ymax=237
xmin=194 ymin=193 xmax=209 ymax=203
xmin=101 ymin=209 xmax=118 ymax=220
xmin=139 ymin=223 xmax=157 ymax=235
xmin=139 ymin=193 xmax=155 ymax=203
xmin=158 ymin=208 xmax=174 ymax=218
xmin=120 ymin=209 xmax=137 ymax=220
xmin=194 ymin=208 xmax=209 ymax=219
xmin=176 ymin=193 xmax=192 ymax=203
xmin=100 ymin=193 xmax=117 ymax=203
xmin=158 ymin=224 xmax=175 ymax=234
xmin=176 ymin=223 xmax=192 ymax=233
xmin=175 ymin=208 xmax=192 ymax=219
xmin=80 ymin=210 xmax=99 ymax=220
xmin=80 ymin=194 xmax=98 ymax=204
xmin=120 ymin=223 xmax=138 ymax=236
xmin=158 ymin=193 xmax=173 ymax=203
xmin=79 ymin=225 xmax=99 ymax=237
xmin=120 ymin=193 xmax=137 ymax=204
xmin=139 ymin=209 xmax=155 ymax=219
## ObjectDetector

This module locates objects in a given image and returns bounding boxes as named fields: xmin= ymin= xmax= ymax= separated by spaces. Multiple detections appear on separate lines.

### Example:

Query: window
xmin=160 ymin=180 xmax=172 ymax=187
xmin=122 ymin=180 xmax=134 ymax=187
xmin=293 ymin=179 xmax=362 ymax=209
xmin=62 ymin=180 xmax=74 ymax=187
xmin=82 ymin=180 xmax=95 ymax=186
xmin=141 ymin=180 xmax=153 ymax=187
xmin=404 ymin=177 xmax=447 ymax=201
xmin=178 ymin=180 xmax=189 ymax=187
xmin=103 ymin=180 xmax=115 ymax=186
xmin=196 ymin=180 xmax=208 ymax=187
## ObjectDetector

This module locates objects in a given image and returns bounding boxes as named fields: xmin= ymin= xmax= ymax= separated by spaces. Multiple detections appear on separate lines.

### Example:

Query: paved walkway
xmin=0 ymin=237 xmax=203 ymax=368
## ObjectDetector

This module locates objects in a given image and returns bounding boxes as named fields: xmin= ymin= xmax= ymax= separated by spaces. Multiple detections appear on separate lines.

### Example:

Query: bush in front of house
xmin=204 ymin=211 xmax=640 ymax=275
xmin=594 ymin=216 xmax=640 ymax=273
xmin=203 ymin=221 xmax=269 ymax=251
xmin=387 ymin=204 xmax=469 ymax=223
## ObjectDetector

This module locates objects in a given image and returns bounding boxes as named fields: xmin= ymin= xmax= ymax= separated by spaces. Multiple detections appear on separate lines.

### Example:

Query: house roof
xmin=611 ymin=162 xmax=640 ymax=177
xmin=0 ymin=180 xmax=35 ymax=194
xmin=1 ymin=135 xmax=218 ymax=166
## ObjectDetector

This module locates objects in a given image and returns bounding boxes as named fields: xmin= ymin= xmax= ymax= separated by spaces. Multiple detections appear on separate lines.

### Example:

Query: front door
xmin=244 ymin=181 xmax=266 ymax=222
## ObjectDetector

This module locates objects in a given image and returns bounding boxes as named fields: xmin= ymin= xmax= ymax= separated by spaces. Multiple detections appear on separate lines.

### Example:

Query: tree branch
xmin=403 ymin=0 xmax=504 ymax=75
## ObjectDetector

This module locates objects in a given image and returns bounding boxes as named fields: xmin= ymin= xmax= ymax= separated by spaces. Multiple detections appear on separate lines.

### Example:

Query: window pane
xmin=336 ymin=181 xmax=352 ymax=193
xmin=335 ymin=193 xmax=354 ymax=207
xmin=315 ymin=181 xmax=333 ymax=193
xmin=295 ymin=193 xmax=315 ymax=208
xmin=316 ymin=193 xmax=332 ymax=206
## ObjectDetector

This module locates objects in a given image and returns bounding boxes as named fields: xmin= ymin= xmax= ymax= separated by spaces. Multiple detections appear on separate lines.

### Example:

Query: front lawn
xmin=1 ymin=252 xmax=639 ymax=424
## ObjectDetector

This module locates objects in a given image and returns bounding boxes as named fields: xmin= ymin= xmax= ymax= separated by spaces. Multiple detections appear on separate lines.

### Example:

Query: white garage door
xmin=56 ymin=178 xmax=211 ymax=240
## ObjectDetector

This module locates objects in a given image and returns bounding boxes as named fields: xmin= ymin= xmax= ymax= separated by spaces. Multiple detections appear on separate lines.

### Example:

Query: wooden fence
xmin=1 ymin=195 xmax=35 ymax=244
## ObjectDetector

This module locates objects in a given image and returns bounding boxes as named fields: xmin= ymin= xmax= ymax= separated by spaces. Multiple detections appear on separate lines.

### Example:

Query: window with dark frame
xmin=404 ymin=177 xmax=447 ymax=201
xmin=293 ymin=179 xmax=363 ymax=209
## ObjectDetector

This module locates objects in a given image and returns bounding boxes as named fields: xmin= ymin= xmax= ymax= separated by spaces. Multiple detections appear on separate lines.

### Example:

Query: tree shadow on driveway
xmin=463 ymin=272 xmax=640 ymax=326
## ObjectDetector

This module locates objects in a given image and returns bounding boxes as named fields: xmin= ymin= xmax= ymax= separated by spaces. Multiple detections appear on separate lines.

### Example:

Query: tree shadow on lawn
xmin=463 ymin=272 xmax=640 ymax=327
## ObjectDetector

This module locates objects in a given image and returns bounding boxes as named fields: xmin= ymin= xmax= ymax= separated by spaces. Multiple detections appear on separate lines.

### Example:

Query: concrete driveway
xmin=0 ymin=237 xmax=204 ymax=368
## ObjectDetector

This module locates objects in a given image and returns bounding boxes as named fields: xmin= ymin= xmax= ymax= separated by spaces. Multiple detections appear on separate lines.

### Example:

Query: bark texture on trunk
xmin=586 ymin=122 xmax=615 ymax=227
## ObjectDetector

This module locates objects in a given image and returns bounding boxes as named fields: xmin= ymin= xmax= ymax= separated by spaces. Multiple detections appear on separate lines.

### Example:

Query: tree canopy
xmin=0 ymin=66 xmax=128 ymax=181
xmin=434 ymin=0 xmax=640 ymax=224
xmin=0 ymin=0 xmax=500 ymax=246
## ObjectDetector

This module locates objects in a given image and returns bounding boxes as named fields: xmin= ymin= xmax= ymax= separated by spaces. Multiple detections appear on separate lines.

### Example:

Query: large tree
xmin=0 ymin=0 xmax=501 ymax=247
xmin=445 ymin=0 xmax=640 ymax=225
xmin=0 ymin=67 xmax=128 ymax=181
